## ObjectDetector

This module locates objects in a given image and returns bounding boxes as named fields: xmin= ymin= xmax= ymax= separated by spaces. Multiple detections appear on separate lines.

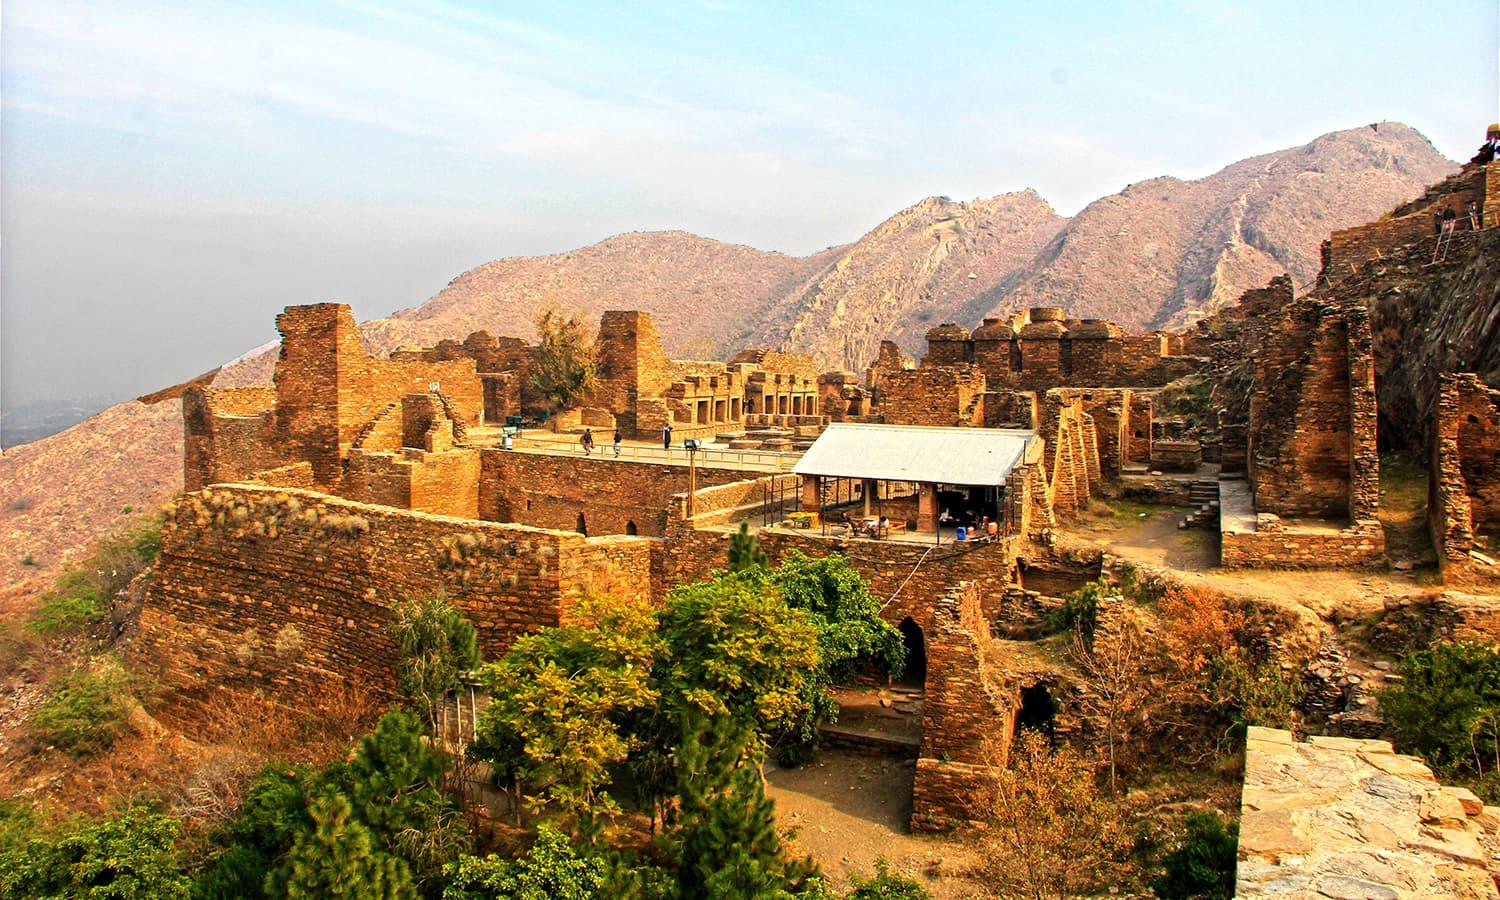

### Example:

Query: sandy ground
xmin=767 ymin=748 xmax=991 ymax=898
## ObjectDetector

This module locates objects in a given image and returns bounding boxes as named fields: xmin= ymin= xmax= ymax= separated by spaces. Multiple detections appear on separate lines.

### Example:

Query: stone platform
xmin=1237 ymin=726 xmax=1500 ymax=898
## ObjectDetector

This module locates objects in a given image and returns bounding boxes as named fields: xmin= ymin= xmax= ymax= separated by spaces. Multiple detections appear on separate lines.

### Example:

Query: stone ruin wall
xmin=1323 ymin=162 xmax=1490 ymax=280
xmin=185 ymin=304 xmax=484 ymax=493
xmin=1248 ymin=299 xmax=1379 ymax=521
xmin=1431 ymin=373 xmax=1500 ymax=578
xmin=878 ymin=366 xmax=987 ymax=427
xmin=129 ymin=483 xmax=656 ymax=723
xmin=919 ymin=307 xmax=1202 ymax=393
xmin=478 ymin=450 xmax=758 ymax=538
xmin=1037 ymin=393 xmax=1101 ymax=515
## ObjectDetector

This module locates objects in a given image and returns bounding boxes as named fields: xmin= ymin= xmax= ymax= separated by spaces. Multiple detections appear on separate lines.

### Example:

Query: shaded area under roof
xmin=792 ymin=423 xmax=1037 ymax=486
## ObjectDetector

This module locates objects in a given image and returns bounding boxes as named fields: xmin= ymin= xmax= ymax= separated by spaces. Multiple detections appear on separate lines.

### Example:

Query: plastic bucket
xmin=955 ymin=526 xmax=967 ymax=541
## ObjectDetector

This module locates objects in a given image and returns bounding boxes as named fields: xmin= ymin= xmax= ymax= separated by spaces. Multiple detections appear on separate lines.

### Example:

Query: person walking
xmin=613 ymin=428 xmax=622 ymax=458
xmin=580 ymin=428 xmax=594 ymax=455
xmin=663 ymin=425 xmax=673 ymax=451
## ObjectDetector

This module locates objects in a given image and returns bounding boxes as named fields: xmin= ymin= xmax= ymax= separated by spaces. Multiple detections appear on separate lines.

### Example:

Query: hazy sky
xmin=3 ymin=0 xmax=1497 ymax=409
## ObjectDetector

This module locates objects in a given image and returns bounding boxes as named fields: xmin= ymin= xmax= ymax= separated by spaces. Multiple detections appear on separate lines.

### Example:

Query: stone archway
xmin=576 ymin=513 xmax=587 ymax=536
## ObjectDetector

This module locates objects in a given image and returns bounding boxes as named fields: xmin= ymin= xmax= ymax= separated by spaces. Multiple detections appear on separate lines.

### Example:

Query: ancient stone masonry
xmin=878 ymin=366 xmax=987 ymax=427
xmin=1431 ymin=373 xmax=1500 ymax=580
xmin=185 ymin=303 xmax=483 ymax=493
xmin=1237 ymin=727 xmax=1500 ymax=899
xmin=130 ymin=484 xmax=655 ymax=722
xmin=1247 ymin=300 xmax=1380 ymax=520
xmin=478 ymin=450 xmax=757 ymax=538
xmin=1323 ymin=161 xmax=1491 ymax=280
xmin=864 ymin=340 xmax=914 ymax=409
xmin=920 ymin=307 xmax=1202 ymax=392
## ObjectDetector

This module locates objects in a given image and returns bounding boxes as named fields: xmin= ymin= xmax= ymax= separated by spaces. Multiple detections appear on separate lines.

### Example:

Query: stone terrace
xmin=1237 ymin=726 xmax=1500 ymax=898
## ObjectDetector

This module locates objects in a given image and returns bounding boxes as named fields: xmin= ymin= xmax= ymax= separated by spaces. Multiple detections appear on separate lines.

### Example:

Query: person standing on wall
xmin=581 ymin=428 xmax=594 ymax=455
xmin=613 ymin=428 xmax=623 ymax=458
xmin=663 ymin=424 xmax=673 ymax=451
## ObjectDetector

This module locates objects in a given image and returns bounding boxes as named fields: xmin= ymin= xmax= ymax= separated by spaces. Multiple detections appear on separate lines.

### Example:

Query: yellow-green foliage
xmin=29 ymin=657 xmax=137 ymax=756
xmin=29 ymin=517 xmax=163 ymax=635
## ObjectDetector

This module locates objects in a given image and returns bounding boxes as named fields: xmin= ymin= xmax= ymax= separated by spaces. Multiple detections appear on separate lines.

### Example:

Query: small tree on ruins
xmin=727 ymin=522 xmax=768 ymax=572
xmin=1068 ymin=600 xmax=1154 ymax=793
xmin=470 ymin=595 xmax=661 ymax=831
xmin=983 ymin=729 xmax=1122 ymax=899
xmin=388 ymin=594 xmax=481 ymax=739
xmin=531 ymin=309 xmax=599 ymax=413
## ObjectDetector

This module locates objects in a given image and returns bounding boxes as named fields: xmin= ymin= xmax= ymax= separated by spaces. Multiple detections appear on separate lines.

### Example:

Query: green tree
xmin=670 ymin=712 xmax=825 ymax=899
xmin=845 ymin=859 xmax=929 ymax=899
xmin=325 ymin=709 xmax=470 ymax=890
xmin=656 ymin=570 xmax=820 ymax=738
xmin=273 ymin=793 xmax=416 ymax=900
xmin=728 ymin=521 xmax=769 ymax=572
xmin=471 ymin=596 xmax=661 ymax=829
xmin=1152 ymin=811 xmax=1238 ymax=900
xmin=388 ymin=593 xmax=481 ymax=737
xmin=1 ymin=805 xmax=191 ymax=899
xmin=771 ymin=552 xmax=904 ymax=760
xmin=530 ymin=310 xmax=598 ymax=412
xmin=1378 ymin=640 xmax=1500 ymax=777
xmin=194 ymin=764 xmax=312 ymax=899
xmin=29 ymin=516 xmax=163 ymax=634
xmin=1044 ymin=579 xmax=1107 ymax=644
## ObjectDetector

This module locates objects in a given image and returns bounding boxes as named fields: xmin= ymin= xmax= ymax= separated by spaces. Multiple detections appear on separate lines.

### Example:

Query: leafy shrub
xmin=21 ymin=554 xmax=36 ymax=567
xmin=1205 ymin=651 xmax=1303 ymax=732
xmin=442 ymin=827 xmax=611 ymax=900
xmin=29 ymin=658 xmax=135 ymax=755
xmin=1045 ymin=580 xmax=1106 ymax=643
xmin=1378 ymin=640 xmax=1500 ymax=778
xmin=1152 ymin=811 xmax=1237 ymax=899
xmin=28 ymin=517 xmax=163 ymax=634
xmin=0 ymin=804 xmax=191 ymax=899
xmin=846 ymin=859 xmax=929 ymax=898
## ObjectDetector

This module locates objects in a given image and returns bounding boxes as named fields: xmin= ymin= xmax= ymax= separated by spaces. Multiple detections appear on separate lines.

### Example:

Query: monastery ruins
xmin=133 ymin=148 xmax=1500 ymax=880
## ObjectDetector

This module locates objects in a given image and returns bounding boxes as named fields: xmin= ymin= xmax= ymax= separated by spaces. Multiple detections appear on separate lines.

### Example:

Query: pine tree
xmin=727 ymin=521 xmax=769 ymax=572
xmin=671 ymin=712 xmax=823 ymax=897
xmin=274 ymin=793 xmax=417 ymax=900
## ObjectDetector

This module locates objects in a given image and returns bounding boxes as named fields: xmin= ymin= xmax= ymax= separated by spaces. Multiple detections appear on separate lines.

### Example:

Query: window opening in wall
xmin=897 ymin=617 xmax=926 ymax=687
xmin=576 ymin=513 xmax=587 ymax=535
xmin=626 ymin=520 xmax=637 ymax=535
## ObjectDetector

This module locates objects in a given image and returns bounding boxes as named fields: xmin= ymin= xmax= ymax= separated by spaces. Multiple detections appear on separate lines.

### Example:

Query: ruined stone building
xmin=139 ymin=152 xmax=1500 ymax=838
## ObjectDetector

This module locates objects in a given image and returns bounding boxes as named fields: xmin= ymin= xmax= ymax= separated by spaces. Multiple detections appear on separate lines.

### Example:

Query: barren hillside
xmin=0 ymin=398 xmax=184 ymax=614
xmin=966 ymin=123 xmax=1454 ymax=330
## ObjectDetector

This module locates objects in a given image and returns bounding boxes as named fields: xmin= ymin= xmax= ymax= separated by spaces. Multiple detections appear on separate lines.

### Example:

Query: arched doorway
xmin=898 ymin=617 xmax=926 ymax=687
xmin=576 ymin=513 xmax=587 ymax=536
xmin=1015 ymin=683 xmax=1057 ymax=742
xmin=625 ymin=520 xmax=638 ymax=536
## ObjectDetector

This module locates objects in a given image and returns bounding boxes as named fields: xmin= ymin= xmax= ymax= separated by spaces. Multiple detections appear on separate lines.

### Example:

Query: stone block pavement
xmin=1237 ymin=726 xmax=1500 ymax=898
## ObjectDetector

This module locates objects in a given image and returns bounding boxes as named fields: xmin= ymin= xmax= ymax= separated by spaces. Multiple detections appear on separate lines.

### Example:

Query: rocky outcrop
xmin=1238 ymin=727 xmax=1500 ymax=898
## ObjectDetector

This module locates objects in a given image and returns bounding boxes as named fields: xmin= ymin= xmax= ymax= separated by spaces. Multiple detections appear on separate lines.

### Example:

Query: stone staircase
xmin=1178 ymin=479 xmax=1221 ymax=530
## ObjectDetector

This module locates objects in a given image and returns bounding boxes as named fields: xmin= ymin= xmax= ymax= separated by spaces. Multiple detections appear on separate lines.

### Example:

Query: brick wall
xmin=183 ymin=387 xmax=288 ymax=491
xmin=880 ymin=367 xmax=987 ymax=426
xmin=908 ymin=581 xmax=1012 ymax=831
xmin=1430 ymin=373 xmax=1500 ymax=576
xmin=1221 ymin=518 xmax=1385 ymax=569
xmin=480 ymin=450 xmax=757 ymax=537
xmin=1248 ymin=300 xmax=1378 ymax=520
xmin=186 ymin=304 xmax=483 ymax=492
xmin=130 ymin=484 xmax=657 ymax=721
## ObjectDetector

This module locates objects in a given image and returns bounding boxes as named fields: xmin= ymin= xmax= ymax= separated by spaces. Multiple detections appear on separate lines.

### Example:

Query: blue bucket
xmin=955 ymin=526 xmax=967 ymax=541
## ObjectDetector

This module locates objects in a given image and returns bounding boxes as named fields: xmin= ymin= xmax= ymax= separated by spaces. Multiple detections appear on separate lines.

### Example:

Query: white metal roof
xmin=792 ymin=422 xmax=1036 ymax=486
